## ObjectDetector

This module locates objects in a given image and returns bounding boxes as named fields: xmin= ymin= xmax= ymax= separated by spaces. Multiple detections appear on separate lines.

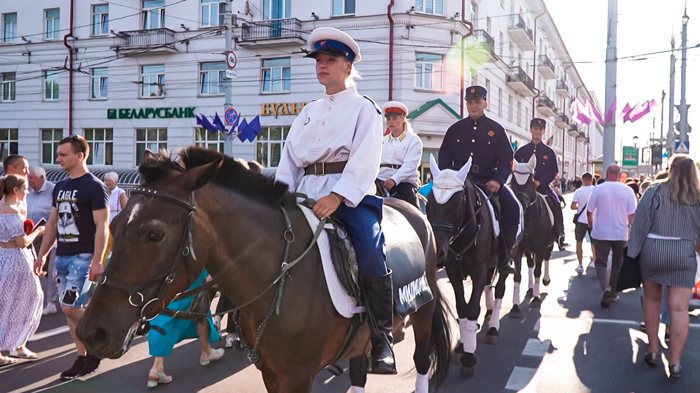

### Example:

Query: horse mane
xmin=139 ymin=147 xmax=289 ymax=206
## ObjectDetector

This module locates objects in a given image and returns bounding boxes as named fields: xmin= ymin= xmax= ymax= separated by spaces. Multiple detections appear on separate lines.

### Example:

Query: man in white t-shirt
xmin=571 ymin=172 xmax=595 ymax=274
xmin=586 ymin=164 xmax=637 ymax=308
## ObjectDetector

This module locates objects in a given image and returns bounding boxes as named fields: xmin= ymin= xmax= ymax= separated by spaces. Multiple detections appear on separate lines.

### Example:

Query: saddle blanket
xmin=475 ymin=187 xmax=500 ymax=238
xmin=298 ymin=204 xmax=433 ymax=319
xmin=537 ymin=193 xmax=554 ymax=227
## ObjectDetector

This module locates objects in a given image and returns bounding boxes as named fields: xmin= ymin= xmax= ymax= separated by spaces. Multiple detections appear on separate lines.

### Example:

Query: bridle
xmin=98 ymin=187 xmax=198 ymax=334
xmin=512 ymin=170 xmax=538 ymax=209
xmin=430 ymin=183 xmax=483 ymax=258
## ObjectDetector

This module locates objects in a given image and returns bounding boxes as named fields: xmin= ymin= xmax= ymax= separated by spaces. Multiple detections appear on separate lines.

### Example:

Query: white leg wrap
xmin=489 ymin=299 xmax=502 ymax=330
xmin=484 ymin=285 xmax=494 ymax=310
xmin=415 ymin=373 xmax=430 ymax=393
xmin=459 ymin=318 xmax=479 ymax=353
xmin=534 ymin=281 xmax=541 ymax=298
xmin=513 ymin=282 xmax=521 ymax=305
xmin=528 ymin=268 xmax=535 ymax=289
xmin=350 ymin=387 xmax=365 ymax=393
xmin=544 ymin=260 xmax=550 ymax=282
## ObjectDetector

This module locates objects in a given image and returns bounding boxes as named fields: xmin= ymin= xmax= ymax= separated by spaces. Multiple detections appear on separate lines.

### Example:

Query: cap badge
xmin=318 ymin=40 xmax=327 ymax=46
xmin=487 ymin=131 xmax=495 ymax=137
xmin=543 ymin=155 xmax=548 ymax=160
xmin=471 ymin=88 xmax=475 ymax=93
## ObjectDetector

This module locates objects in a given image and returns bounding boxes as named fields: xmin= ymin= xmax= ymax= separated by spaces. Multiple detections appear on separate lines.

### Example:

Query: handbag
xmin=617 ymin=247 xmax=642 ymax=291
xmin=572 ymin=203 xmax=587 ymax=224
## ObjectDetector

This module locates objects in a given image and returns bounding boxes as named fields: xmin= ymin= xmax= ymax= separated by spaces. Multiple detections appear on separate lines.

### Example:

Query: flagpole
xmin=603 ymin=0 xmax=618 ymax=170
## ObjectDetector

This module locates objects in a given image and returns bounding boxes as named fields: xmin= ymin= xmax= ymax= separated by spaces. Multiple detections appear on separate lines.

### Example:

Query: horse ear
xmin=429 ymin=154 xmax=441 ymax=180
xmin=527 ymin=154 xmax=537 ymax=172
xmin=141 ymin=149 xmax=158 ymax=165
xmin=455 ymin=157 xmax=472 ymax=183
xmin=178 ymin=158 xmax=223 ymax=193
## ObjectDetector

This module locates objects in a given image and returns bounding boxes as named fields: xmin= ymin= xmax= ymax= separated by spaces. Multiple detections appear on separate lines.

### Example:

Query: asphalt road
xmin=3 ymin=193 xmax=700 ymax=393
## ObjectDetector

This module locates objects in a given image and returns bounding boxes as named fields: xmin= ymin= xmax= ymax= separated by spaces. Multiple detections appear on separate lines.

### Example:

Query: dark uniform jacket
xmin=438 ymin=115 xmax=513 ymax=186
xmin=514 ymin=141 xmax=558 ymax=194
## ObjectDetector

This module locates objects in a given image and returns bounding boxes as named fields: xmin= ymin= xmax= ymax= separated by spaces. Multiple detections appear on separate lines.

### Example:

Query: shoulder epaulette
xmin=363 ymin=95 xmax=382 ymax=115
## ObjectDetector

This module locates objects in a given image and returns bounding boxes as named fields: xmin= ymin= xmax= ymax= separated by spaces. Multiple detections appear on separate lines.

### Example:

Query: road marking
xmin=28 ymin=326 xmax=70 ymax=342
xmin=521 ymin=338 xmax=551 ymax=358
xmin=504 ymin=366 xmax=538 ymax=391
xmin=591 ymin=318 xmax=700 ymax=329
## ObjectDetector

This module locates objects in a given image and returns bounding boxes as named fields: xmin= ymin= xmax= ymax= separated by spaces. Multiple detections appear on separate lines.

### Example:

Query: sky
xmin=546 ymin=0 xmax=700 ymax=162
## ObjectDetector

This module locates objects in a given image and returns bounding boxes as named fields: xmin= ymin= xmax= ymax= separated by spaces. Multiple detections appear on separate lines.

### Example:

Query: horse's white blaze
xmin=544 ymin=260 xmax=550 ymax=282
xmin=489 ymin=299 xmax=502 ymax=330
xmin=459 ymin=319 xmax=478 ymax=353
xmin=416 ymin=373 xmax=430 ymax=393
xmin=127 ymin=203 xmax=141 ymax=225
xmin=513 ymin=282 xmax=521 ymax=305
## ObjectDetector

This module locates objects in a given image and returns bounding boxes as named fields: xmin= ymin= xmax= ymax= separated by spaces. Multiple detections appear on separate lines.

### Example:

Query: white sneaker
xmin=42 ymin=303 xmax=57 ymax=315
xmin=575 ymin=265 xmax=584 ymax=274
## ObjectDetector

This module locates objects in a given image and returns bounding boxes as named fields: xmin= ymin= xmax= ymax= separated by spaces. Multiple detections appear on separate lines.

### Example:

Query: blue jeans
xmin=55 ymin=253 xmax=95 ymax=308
xmin=333 ymin=195 xmax=388 ymax=277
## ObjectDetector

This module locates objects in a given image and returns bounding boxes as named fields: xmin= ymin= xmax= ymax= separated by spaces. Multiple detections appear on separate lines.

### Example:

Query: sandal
xmin=200 ymin=348 xmax=224 ymax=366
xmin=147 ymin=369 xmax=173 ymax=388
xmin=1 ymin=356 xmax=19 ymax=366
xmin=9 ymin=347 xmax=38 ymax=360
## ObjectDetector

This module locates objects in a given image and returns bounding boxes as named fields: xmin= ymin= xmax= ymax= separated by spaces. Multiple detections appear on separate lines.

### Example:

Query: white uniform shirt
xmin=587 ymin=181 xmax=637 ymax=241
xmin=276 ymin=87 xmax=383 ymax=207
xmin=377 ymin=130 xmax=422 ymax=186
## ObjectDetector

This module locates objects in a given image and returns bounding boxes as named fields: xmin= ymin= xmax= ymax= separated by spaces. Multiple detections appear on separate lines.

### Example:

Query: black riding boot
xmin=362 ymin=272 xmax=397 ymax=375
xmin=498 ymin=223 xmax=518 ymax=274
xmin=551 ymin=198 xmax=568 ymax=250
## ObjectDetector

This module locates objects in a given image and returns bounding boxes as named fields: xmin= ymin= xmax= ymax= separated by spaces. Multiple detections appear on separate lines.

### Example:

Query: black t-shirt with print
xmin=52 ymin=173 xmax=109 ymax=257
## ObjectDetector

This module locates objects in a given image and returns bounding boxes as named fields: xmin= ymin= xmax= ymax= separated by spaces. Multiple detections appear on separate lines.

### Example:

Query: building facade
xmin=0 ymin=0 xmax=599 ymax=183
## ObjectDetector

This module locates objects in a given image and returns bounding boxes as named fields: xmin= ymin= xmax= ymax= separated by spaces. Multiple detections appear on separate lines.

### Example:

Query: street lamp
xmin=683 ymin=13 xmax=689 ymax=26
xmin=632 ymin=136 xmax=638 ymax=149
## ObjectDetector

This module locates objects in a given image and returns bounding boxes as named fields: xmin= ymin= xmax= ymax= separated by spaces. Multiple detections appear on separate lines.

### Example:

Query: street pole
xmin=223 ymin=0 xmax=234 ymax=156
xmin=666 ymin=36 xmax=676 ymax=161
xmin=603 ymin=0 xmax=618 ymax=170
xmin=660 ymin=90 xmax=665 ymax=140
xmin=679 ymin=10 xmax=690 ymax=143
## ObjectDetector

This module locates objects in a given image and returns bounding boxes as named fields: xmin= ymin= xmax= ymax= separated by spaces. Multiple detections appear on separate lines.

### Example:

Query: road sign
xmin=225 ymin=70 xmax=237 ymax=80
xmin=224 ymin=107 xmax=238 ymax=126
xmin=621 ymin=146 xmax=638 ymax=166
xmin=675 ymin=141 xmax=690 ymax=154
xmin=225 ymin=51 xmax=237 ymax=69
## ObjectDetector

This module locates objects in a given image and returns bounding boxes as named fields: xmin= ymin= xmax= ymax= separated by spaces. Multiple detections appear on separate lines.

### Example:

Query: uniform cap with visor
xmin=381 ymin=101 xmax=409 ymax=118
xmin=306 ymin=27 xmax=362 ymax=64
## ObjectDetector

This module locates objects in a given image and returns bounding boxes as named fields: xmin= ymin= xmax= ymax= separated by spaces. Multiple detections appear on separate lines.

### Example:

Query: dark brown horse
xmin=76 ymin=147 xmax=451 ymax=393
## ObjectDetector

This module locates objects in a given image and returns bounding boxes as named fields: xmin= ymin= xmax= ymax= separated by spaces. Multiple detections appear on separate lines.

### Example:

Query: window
xmin=262 ymin=58 xmax=291 ymax=93
xmin=136 ymin=128 xmax=167 ymax=165
xmin=141 ymin=65 xmax=165 ymax=98
xmin=91 ymin=68 xmax=108 ymax=99
xmin=142 ymin=0 xmax=165 ymax=30
xmin=486 ymin=17 xmax=491 ymax=35
xmin=201 ymin=0 xmax=225 ymax=27
xmin=45 ymin=71 xmax=59 ymax=100
xmin=84 ymin=128 xmax=113 ymax=165
xmin=91 ymin=5 xmax=109 ymax=36
xmin=256 ymin=126 xmax=289 ymax=167
xmin=45 ymin=9 xmax=60 ymax=39
xmin=1 ymin=72 xmax=15 ymax=102
xmin=3 ymin=13 xmax=17 ymax=42
xmin=497 ymin=88 xmax=502 ymax=117
xmin=517 ymin=101 xmax=521 ymax=127
xmin=0 ymin=129 xmax=18 ymax=162
xmin=199 ymin=62 xmax=226 ymax=95
xmin=414 ymin=53 xmax=443 ymax=91
xmin=195 ymin=128 xmax=225 ymax=153
xmin=470 ymin=2 xmax=478 ymax=25
xmin=416 ymin=0 xmax=443 ymax=15
xmin=507 ymin=95 xmax=513 ymax=122
xmin=498 ymin=32 xmax=503 ymax=56
xmin=263 ymin=0 xmax=291 ymax=19
xmin=41 ymin=129 xmax=63 ymax=164
xmin=332 ymin=0 xmax=355 ymax=16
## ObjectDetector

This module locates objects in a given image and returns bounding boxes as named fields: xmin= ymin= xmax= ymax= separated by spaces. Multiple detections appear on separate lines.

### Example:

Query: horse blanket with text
xmin=297 ymin=204 xmax=433 ymax=319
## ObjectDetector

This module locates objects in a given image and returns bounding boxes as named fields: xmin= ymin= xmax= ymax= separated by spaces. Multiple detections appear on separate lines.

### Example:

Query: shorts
xmin=55 ymin=253 xmax=95 ymax=308
xmin=575 ymin=223 xmax=590 ymax=242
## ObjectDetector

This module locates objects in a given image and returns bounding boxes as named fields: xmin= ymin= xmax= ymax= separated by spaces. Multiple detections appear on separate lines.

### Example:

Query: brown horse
xmin=76 ymin=147 xmax=451 ymax=393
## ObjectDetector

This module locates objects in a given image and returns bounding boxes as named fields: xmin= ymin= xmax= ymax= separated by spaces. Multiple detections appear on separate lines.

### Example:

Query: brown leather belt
xmin=380 ymin=164 xmax=401 ymax=169
xmin=304 ymin=161 xmax=348 ymax=176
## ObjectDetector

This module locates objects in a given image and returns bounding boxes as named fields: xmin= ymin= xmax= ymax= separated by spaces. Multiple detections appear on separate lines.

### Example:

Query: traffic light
xmin=651 ymin=145 xmax=663 ymax=165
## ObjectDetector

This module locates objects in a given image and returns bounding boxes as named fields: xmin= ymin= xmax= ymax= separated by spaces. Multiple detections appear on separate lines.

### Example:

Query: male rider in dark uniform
xmin=514 ymin=118 xmax=568 ymax=250
xmin=438 ymin=85 xmax=520 ymax=273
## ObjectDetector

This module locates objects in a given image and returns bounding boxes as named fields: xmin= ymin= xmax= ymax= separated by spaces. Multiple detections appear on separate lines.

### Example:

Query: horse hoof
xmin=530 ymin=297 xmax=541 ymax=308
xmin=460 ymin=365 xmax=476 ymax=378
xmin=543 ymin=278 xmax=551 ymax=286
xmin=509 ymin=305 xmax=522 ymax=318
xmin=485 ymin=327 xmax=499 ymax=344
xmin=460 ymin=352 xmax=477 ymax=369
xmin=525 ymin=288 xmax=534 ymax=298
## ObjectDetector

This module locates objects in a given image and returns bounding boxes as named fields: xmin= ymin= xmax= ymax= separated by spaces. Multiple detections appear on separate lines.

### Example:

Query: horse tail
xmin=429 ymin=288 xmax=452 ymax=386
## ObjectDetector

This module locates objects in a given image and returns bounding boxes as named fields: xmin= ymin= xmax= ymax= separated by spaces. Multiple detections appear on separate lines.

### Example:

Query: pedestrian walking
xmin=586 ymin=164 xmax=637 ymax=308
xmin=104 ymin=172 xmax=126 ymax=223
xmin=35 ymin=135 xmax=110 ymax=380
xmin=2 ymin=155 xmax=29 ymax=217
xmin=0 ymin=174 xmax=45 ymax=365
xmin=571 ymin=172 xmax=595 ymax=274
xmin=627 ymin=154 xmax=700 ymax=378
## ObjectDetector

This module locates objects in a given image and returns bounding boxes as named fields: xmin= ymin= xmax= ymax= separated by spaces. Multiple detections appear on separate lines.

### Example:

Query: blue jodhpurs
xmin=333 ymin=195 xmax=388 ymax=277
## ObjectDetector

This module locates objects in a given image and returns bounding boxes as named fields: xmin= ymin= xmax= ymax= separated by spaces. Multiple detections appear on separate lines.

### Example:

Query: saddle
xmin=537 ymin=192 xmax=555 ymax=227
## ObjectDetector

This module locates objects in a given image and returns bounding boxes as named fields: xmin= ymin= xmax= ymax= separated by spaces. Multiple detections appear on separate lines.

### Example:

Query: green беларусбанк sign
xmin=107 ymin=107 xmax=195 ymax=120
xmin=622 ymin=146 xmax=639 ymax=166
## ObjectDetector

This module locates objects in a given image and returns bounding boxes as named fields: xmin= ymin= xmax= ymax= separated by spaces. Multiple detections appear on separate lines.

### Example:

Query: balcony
xmin=568 ymin=123 xmax=580 ymax=137
xmin=556 ymin=80 xmax=570 ymax=98
xmin=466 ymin=29 xmax=497 ymax=62
xmin=508 ymin=15 xmax=535 ymax=51
xmin=555 ymin=114 xmax=569 ymax=128
xmin=239 ymin=18 xmax=305 ymax=46
xmin=537 ymin=55 xmax=556 ymax=80
xmin=113 ymin=28 xmax=177 ymax=54
xmin=506 ymin=66 xmax=536 ymax=97
xmin=577 ymin=131 xmax=588 ymax=143
xmin=536 ymin=95 xmax=557 ymax=117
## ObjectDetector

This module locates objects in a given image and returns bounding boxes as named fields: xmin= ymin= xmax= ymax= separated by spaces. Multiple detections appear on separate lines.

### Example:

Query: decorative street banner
xmin=107 ymin=107 xmax=196 ymax=119
xmin=622 ymin=146 xmax=639 ymax=166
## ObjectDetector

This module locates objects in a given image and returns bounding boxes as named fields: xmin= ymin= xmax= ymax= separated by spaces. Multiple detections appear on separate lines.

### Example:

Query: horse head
xmin=426 ymin=155 xmax=479 ymax=264
xmin=510 ymin=154 xmax=537 ymax=211
xmin=77 ymin=149 xmax=222 ymax=359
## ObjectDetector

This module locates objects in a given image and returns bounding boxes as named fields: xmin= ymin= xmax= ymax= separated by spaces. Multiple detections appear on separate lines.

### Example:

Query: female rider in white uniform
xmin=275 ymin=27 xmax=395 ymax=375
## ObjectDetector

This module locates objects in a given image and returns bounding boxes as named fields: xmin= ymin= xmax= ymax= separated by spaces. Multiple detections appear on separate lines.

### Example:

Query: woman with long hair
xmin=628 ymin=154 xmax=700 ymax=378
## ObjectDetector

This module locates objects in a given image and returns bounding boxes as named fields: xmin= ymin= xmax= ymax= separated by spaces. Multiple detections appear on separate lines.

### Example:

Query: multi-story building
xmin=0 ymin=0 xmax=600 ymax=184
